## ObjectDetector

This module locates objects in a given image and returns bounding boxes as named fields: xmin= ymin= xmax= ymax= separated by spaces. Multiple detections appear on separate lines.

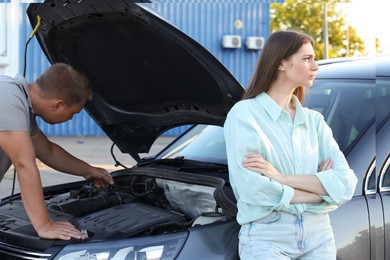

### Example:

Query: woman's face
xmin=281 ymin=42 xmax=319 ymax=88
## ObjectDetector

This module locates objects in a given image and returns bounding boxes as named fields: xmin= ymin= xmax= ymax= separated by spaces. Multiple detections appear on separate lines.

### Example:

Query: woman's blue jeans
xmin=238 ymin=211 xmax=336 ymax=259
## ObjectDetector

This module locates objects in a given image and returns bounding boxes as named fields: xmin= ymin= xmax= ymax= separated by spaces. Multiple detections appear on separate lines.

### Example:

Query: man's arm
xmin=0 ymin=130 xmax=85 ymax=240
xmin=31 ymin=130 xmax=113 ymax=187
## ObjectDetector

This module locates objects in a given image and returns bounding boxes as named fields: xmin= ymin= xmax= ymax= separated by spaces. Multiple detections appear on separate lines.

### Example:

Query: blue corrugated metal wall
xmin=18 ymin=2 xmax=275 ymax=136
xmin=150 ymin=2 xmax=270 ymax=88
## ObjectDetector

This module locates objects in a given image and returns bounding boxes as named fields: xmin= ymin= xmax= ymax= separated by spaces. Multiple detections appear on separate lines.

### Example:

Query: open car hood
xmin=27 ymin=0 xmax=244 ymax=161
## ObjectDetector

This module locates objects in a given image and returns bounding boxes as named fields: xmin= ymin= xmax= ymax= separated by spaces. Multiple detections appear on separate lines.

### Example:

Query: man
xmin=0 ymin=63 xmax=113 ymax=240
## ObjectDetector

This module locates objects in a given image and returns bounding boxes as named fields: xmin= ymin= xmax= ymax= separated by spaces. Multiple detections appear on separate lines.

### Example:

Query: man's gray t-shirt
xmin=0 ymin=75 xmax=39 ymax=181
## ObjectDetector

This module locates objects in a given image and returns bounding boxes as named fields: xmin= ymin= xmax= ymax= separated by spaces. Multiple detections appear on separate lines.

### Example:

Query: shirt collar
xmin=15 ymin=74 xmax=32 ymax=108
xmin=255 ymin=92 xmax=283 ymax=121
xmin=255 ymin=92 xmax=306 ymax=125
xmin=291 ymin=95 xmax=306 ymax=126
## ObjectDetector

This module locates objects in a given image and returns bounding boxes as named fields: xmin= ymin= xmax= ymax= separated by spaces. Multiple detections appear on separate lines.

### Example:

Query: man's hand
xmin=0 ymin=131 xmax=88 ymax=241
xmin=37 ymin=221 xmax=86 ymax=240
xmin=83 ymin=167 xmax=114 ymax=188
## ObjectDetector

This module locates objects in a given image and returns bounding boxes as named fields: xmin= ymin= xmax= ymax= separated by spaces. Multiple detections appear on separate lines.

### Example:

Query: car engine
xmin=0 ymin=168 xmax=236 ymax=247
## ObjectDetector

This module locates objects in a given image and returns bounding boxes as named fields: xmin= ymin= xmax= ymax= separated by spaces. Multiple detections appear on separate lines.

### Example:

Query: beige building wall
xmin=0 ymin=2 xmax=20 ymax=76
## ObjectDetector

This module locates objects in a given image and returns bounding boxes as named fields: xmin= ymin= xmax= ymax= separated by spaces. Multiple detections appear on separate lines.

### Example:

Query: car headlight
xmin=53 ymin=232 xmax=187 ymax=260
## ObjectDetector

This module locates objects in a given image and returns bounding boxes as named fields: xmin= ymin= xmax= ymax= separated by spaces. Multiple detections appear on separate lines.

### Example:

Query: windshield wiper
xmin=138 ymin=157 xmax=228 ymax=173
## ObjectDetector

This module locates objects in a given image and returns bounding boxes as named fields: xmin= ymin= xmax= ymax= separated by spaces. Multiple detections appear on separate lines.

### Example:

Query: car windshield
xmin=158 ymin=78 xmax=376 ymax=164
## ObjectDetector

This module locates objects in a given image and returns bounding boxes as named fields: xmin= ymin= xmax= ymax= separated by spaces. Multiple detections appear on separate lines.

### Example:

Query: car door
xmin=305 ymin=78 xmax=376 ymax=259
xmin=377 ymin=77 xmax=390 ymax=260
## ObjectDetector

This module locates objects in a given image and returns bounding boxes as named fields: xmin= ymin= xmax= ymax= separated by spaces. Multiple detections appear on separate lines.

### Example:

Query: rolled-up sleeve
xmin=314 ymin=114 xmax=358 ymax=205
xmin=224 ymin=104 xmax=295 ymax=217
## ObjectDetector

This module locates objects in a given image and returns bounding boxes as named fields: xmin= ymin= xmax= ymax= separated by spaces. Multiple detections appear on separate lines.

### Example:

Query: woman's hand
xmin=242 ymin=153 xmax=330 ymax=195
xmin=242 ymin=154 xmax=282 ymax=181
xmin=318 ymin=157 xmax=333 ymax=172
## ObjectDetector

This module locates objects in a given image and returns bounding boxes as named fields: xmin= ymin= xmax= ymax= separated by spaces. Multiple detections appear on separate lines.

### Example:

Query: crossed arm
xmin=242 ymin=154 xmax=332 ymax=204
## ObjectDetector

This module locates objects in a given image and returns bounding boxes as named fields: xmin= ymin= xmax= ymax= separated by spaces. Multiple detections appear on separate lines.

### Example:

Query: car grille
xmin=0 ymin=243 xmax=52 ymax=260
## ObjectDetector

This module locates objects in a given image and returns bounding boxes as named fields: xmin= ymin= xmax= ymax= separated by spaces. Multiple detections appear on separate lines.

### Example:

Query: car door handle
xmin=379 ymin=156 xmax=390 ymax=192
xmin=364 ymin=158 xmax=376 ymax=195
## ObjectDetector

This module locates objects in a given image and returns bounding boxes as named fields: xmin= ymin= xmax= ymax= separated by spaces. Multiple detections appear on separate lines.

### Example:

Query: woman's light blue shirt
xmin=224 ymin=93 xmax=358 ymax=225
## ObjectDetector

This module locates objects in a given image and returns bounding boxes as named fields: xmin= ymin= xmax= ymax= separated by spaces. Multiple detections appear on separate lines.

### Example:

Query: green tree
xmin=376 ymin=37 xmax=382 ymax=54
xmin=270 ymin=1 xmax=366 ymax=59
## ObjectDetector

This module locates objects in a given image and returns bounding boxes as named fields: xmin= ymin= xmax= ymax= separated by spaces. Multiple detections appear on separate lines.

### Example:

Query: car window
xmin=159 ymin=80 xmax=376 ymax=164
xmin=304 ymin=80 xmax=375 ymax=153
xmin=376 ymin=78 xmax=390 ymax=130
xmin=160 ymin=125 xmax=227 ymax=164
xmin=381 ymin=158 xmax=390 ymax=190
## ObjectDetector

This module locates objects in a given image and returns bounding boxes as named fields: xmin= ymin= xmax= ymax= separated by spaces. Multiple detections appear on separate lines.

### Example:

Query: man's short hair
xmin=36 ymin=63 xmax=92 ymax=105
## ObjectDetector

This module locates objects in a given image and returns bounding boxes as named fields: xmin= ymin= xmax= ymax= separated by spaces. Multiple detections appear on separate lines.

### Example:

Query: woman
xmin=224 ymin=29 xmax=357 ymax=259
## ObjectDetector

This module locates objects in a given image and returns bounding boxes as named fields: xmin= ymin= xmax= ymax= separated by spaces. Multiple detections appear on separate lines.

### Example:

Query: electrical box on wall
xmin=246 ymin=36 xmax=265 ymax=50
xmin=222 ymin=35 xmax=241 ymax=49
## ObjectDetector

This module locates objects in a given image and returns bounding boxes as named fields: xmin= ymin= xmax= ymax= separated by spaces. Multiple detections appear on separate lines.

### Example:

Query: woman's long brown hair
xmin=242 ymin=29 xmax=315 ymax=103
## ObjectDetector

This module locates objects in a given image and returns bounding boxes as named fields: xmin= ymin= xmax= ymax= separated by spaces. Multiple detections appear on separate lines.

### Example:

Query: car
xmin=0 ymin=0 xmax=389 ymax=259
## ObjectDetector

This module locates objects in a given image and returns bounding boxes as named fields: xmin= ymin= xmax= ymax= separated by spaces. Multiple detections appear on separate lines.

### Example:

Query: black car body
xmin=0 ymin=0 xmax=389 ymax=259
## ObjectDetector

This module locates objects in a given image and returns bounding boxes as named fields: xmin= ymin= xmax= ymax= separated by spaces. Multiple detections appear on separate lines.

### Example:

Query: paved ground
xmin=0 ymin=136 xmax=175 ymax=198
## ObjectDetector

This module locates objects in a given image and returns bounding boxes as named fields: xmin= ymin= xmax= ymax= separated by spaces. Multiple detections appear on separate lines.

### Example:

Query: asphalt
xmin=0 ymin=136 xmax=175 ymax=198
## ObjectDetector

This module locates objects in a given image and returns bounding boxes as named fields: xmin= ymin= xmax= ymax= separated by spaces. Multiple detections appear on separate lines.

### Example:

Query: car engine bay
xmin=0 ymin=167 xmax=237 ymax=250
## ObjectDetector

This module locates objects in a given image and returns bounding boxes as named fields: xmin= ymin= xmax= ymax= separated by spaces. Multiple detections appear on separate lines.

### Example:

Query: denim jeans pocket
xmin=254 ymin=211 xmax=281 ymax=224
